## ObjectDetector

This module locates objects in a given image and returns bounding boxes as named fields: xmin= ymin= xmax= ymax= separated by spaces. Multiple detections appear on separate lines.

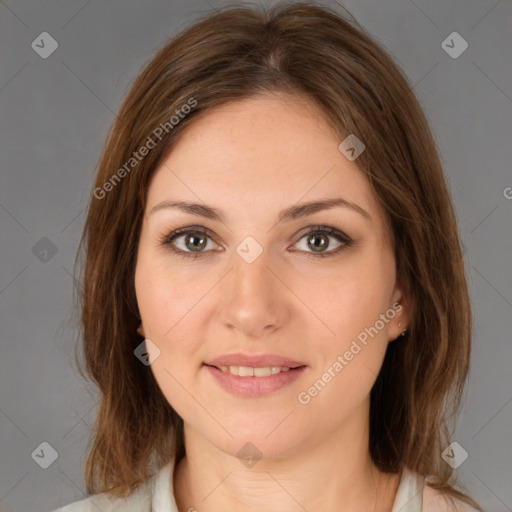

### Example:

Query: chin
xmin=202 ymin=419 xmax=305 ymax=464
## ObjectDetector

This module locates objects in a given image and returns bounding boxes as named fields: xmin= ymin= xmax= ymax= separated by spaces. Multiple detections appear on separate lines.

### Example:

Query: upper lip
xmin=204 ymin=353 xmax=307 ymax=369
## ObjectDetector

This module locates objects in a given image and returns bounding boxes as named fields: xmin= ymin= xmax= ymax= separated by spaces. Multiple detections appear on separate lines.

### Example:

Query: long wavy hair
xmin=72 ymin=1 xmax=480 ymax=509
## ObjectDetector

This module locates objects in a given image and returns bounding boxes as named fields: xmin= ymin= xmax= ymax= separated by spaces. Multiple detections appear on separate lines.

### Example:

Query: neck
xmin=173 ymin=399 xmax=400 ymax=512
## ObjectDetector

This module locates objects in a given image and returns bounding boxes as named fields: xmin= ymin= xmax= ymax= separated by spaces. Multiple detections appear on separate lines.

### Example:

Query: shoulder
xmin=393 ymin=468 xmax=480 ymax=512
xmin=50 ymin=460 xmax=176 ymax=512
xmin=422 ymin=483 xmax=480 ymax=512
xmin=50 ymin=478 xmax=153 ymax=512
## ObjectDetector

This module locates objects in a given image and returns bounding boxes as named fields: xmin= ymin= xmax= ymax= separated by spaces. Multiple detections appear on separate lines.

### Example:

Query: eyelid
xmin=293 ymin=225 xmax=352 ymax=244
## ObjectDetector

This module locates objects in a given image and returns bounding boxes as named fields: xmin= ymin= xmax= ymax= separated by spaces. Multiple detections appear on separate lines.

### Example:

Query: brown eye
xmin=307 ymin=232 xmax=330 ymax=252
xmin=292 ymin=226 xmax=352 ymax=257
xmin=182 ymin=232 xmax=208 ymax=252
xmin=161 ymin=227 xmax=219 ymax=259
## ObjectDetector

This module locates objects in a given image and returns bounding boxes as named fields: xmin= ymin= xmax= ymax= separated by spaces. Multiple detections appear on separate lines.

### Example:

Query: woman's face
xmin=135 ymin=93 xmax=408 ymax=459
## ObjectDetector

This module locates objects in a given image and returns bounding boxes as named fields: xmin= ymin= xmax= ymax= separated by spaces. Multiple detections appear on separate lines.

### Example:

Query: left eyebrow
xmin=278 ymin=197 xmax=372 ymax=223
xmin=148 ymin=197 xmax=372 ymax=223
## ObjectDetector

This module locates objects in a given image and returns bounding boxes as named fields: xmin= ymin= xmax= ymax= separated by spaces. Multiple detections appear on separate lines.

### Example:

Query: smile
xmin=215 ymin=365 xmax=292 ymax=377
xmin=204 ymin=364 xmax=307 ymax=397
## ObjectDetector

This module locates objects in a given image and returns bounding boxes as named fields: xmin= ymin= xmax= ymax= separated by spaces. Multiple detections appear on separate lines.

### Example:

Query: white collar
xmin=150 ymin=460 xmax=179 ymax=512
xmin=391 ymin=467 xmax=424 ymax=511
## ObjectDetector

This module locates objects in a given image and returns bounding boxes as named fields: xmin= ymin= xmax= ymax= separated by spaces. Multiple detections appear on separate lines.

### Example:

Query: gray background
xmin=0 ymin=0 xmax=511 ymax=511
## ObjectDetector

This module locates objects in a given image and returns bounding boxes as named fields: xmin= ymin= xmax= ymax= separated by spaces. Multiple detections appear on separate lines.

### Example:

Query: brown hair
xmin=73 ymin=1 xmax=480 ymax=509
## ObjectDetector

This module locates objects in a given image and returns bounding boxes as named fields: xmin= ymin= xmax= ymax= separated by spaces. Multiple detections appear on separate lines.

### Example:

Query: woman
xmin=53 ymin=2 xmax=482 ymax=511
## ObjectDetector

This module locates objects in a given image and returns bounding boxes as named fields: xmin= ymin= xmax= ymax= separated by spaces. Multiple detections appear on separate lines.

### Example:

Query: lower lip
xmin=204 ymin=364 xmax=307 ymax=397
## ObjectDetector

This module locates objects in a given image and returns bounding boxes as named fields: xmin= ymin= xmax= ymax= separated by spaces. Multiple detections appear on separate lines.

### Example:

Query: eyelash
xmin=159 ymin=225 xmax=352 ymax=260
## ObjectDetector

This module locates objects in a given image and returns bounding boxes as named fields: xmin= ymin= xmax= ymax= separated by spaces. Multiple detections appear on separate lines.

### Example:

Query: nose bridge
xmin=232 ymin=248 xmax=273 ymax=297
xmin=218 ymin=246 xmax=285 ymax=336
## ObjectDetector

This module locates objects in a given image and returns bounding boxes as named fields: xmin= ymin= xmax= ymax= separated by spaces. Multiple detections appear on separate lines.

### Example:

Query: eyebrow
xmin=149 ymin=197 xmax=372 ymax=223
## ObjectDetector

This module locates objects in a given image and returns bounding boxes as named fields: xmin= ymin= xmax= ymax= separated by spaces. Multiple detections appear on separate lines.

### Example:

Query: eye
xmin=292 ymin=226 xmax=352 ymax=258
xmin=160 ymin=226 xmax=219 ymax=259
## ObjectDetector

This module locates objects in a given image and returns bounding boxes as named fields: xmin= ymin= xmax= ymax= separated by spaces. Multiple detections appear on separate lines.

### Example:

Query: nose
xmin=216 ymin=249 xmax=290 ymax=339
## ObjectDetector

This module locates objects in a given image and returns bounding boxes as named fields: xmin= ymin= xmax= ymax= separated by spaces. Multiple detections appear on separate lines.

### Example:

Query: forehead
xmin=146 ymin=94 xmax=384 ymax=231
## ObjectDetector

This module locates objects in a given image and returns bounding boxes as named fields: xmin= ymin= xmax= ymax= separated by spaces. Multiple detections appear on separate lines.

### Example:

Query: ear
xmin=389 ymin=284 xmax=411 ymax=341
xmin=136 ymin=322 xmax=145 ymax=338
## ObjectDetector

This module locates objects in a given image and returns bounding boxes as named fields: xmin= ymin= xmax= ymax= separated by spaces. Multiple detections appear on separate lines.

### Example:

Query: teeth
xmin=218 ymin=365 xmax=291 ymax=377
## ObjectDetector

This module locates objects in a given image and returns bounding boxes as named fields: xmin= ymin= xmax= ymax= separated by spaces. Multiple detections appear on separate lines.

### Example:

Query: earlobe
xmin=391 ymin=287 xmax=410 ymax=341
xmin=137 ymin=323 xmax=145 ymax=337
xmin=395 ymin=300 xmax=410 ymax=339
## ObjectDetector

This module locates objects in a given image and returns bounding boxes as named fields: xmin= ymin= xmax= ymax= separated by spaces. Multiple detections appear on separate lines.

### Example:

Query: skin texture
xmin=134 ymin=93 xmax=410 ymax=512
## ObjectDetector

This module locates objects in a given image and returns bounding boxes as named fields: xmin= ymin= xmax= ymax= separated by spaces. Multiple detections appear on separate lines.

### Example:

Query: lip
xmin=204 ymin=364 xmax=308 ymax=397
xmin=204 ymin=353 xmax=306 ymax=369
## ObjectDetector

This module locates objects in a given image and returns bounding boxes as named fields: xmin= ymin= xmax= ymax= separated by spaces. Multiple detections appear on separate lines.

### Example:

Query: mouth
xmin=203 ymin=362 xmax=308 ymax=397
xmin=204 ymin=364 xmax=305 ymax=377
xmin=204 ymin=353 xmax=306 ymax=370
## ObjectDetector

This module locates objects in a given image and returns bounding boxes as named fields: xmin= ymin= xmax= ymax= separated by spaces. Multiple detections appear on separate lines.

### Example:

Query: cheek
xmin=134 ymin=266 xmax=207 ymax=406
xmin=293 ymin=250 xmax=395 ymax=344
xmin=299 ymin=297 xmax=391 ymax=420
xmin=135 ymin=258 xmax=205 ymax=339
xmin=294 ymin=252 xmax=394 ymax=399
xmin=135 ymin=261 xmax=205 ymax=415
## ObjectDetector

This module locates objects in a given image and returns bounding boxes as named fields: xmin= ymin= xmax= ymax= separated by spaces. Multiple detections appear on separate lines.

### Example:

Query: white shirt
xmin=51 ymin=461 xmax=478 ymax=512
